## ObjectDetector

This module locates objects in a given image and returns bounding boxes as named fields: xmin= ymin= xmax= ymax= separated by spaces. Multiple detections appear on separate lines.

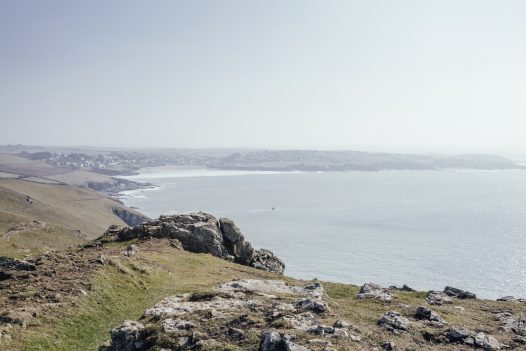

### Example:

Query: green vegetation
xmin=12 ymin=244 xmax=276 ymax=351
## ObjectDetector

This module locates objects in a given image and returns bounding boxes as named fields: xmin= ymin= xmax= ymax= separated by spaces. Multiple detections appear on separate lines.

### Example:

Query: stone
xmin=378 ymin=312 xmax=410 ymax=333
xmin=307 ymin=325 xmax=335 ymax=335
xmin=110 ymin=320 xmax=146 ymax=351
xmin=161 ymin=319 xmax=195 ymax=332
xmin=357 ymin=283 xmax=393 ymax=302
xmin=445 ymin=327 xmax=473 ymax=342
xmin=260 ymin=331 xmax=284 ymax=351
xmin=380 ymin=341 xmax=396 ymax=350
xmin=426 ymin=291 xmax=453 ymax=305
xmin=414 ymin=306 xmax=447 ymax=327
xmin=250 ymin=249 xmax=285 ymax=274
xmin=110 ymin=212 xmax=285 ymax=273
xmin=333 ymin=319 xmax=351 ymax=329
xmin=228 ymin=327 xmax=245 ymax=339
xmin=96 ymin=254 xmax=106 ymax=265
xmin=497 ymin=296 xmax=516 ymax=302
xmin=297 ymin=298 xmax=328 ymax=313
xmin=443 ymin=286 xmax=476 ymax=299
xmin=219 ymin=217 xmax=255 ymax=264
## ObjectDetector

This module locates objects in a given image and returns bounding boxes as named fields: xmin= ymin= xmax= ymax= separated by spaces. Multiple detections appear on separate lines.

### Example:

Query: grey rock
xmin=219 ymin=217 xmax=255 ymax=264
xmin=380 ymin=341 xmax=396 ymax=350
xmin=426 ymin=291 xmax=453 ymax=305
xmin=307 ymin=325 xmax=335 ymax=335
xmin=357 ymin=283 xmax=393 ymax=302
xmin=497 ymin=295 xmax=516 ymax=302
xmin=414 ymin=306 xmax=447 ymax=327
xmin=445 ymin=327 xmax=473 ymax=342
xmin=297 ymin=298 xmax=328 ymax=313
xmin=110 ymin=320 xmax=146 ymax=351
xmin=260 ymin=331 xmax=284 ymax=351
xmin=378 ymin=312 xmax=410 ymax=333
xmin=444 ymin=286 xmax=476 ymax=299
xmin=112 ymin=212 xmax=285 ymax=273
xmin=333 ymin=319 xmax=351 ymax=329
xmin=228 ymin=327 xmax=245 ymax=339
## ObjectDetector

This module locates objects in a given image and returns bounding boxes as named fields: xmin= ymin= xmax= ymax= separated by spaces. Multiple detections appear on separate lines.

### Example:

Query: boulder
xmin=426 ymin=291 xmax=453 ymax=305
xmin=0 ymin=257 xmax=36 ymax=280
xmin=357 ymin=283 xmax=393 ymax=302
xmin=414 ymin=306 xmax=447 ymax=327
xmin=260 ymin=331 xmax=284 ymax=351
xmin=378 ymin=312 xmax=410 ymax=333
xmin=444 ymin=286 xmax=476 ymax=299
xmin=109 ymin=212 xmax=285 ymax=273
xmin=110 ymin=321 xmax=146 ymax=351
xmin=445 ymin=327 xmax=473 ymax=343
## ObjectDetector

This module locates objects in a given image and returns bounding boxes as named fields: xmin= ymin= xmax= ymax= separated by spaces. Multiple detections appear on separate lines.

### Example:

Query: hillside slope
xmin=1 ymin=238 xmax=524 ymax=351
xmin=0 ymin=179 xmax=146 ymax=257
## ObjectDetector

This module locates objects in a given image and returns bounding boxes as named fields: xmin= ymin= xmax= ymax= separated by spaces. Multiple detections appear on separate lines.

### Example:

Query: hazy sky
xmin=1 ymin=1 xmax=526 ymax=153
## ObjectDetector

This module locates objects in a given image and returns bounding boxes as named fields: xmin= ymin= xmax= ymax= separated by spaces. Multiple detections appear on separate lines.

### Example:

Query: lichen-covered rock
xmin=357 ymin=283 xmax=393 ymax=302
xmin=107 ymin=212 xmax=285 ymax=273
xmin=444 ymin=286 xmax=476 ymax=299
xmin=414 ymin=306 xmax=447 ymax=327
xmin=110 ymin=320 xmax=146 ymax=351
xmin=426 ymin=291 xmax=453 ymax=305
xmin=378 ymin=311 xmax=410 ymax=333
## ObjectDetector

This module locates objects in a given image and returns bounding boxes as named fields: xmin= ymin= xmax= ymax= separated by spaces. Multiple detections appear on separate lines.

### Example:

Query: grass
xmin=12 ymin=243 xmax=277 ymax=351
xmin=0 ymin=179 xmax=137 ymax=257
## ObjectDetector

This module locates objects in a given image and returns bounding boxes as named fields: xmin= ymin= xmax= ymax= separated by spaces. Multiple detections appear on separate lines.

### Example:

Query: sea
xmin=118 ymin=166 xmax=526 ymax=299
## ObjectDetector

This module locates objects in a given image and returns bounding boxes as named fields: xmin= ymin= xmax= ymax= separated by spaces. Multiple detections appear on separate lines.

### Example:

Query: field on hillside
xmin=0 ymin=179 xmax=139 ymax=257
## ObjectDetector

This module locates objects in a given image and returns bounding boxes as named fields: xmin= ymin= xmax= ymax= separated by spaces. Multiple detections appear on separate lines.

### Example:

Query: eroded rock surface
xmin=106 ymin=212 xmax=285 ymax=273
xmin=357 ymin=283 xmax=393 ymax=302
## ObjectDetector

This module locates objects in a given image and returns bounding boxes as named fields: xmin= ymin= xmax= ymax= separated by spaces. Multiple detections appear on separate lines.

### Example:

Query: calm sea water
xmin=119 ymin=167 xmax=526 ymax=299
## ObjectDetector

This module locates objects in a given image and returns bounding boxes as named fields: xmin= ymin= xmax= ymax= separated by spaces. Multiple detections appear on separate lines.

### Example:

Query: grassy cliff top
xmin=1 ymin=238 xmax=524 ymax=351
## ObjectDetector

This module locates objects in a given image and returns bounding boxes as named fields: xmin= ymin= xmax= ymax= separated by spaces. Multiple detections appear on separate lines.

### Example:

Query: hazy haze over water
xmin=120 ymin=167 xmax=526 ymax=299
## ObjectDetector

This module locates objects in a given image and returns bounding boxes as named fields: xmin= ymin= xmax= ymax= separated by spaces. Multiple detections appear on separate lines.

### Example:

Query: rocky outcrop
xmin=103 ymin=279 xmax=328 ymax=351
xmin=0 ymin=257 xmax=36 ymax=281
xmin=378 ymin=311 xmax=410 ymax=333
xmin=357 ymin=283 xmax=393 ymax=302
xmin=106 ymin=212 xmax=285 ymax=274
xmin=426 ymin=291 xmax=453 ymax=305
xmin=444 ymin=327 xmax=502 ymax=350
xmin=444 ymin=286 xmax=476 ymax=299
xmin=414 ymin=306 xmax=447 ymax=327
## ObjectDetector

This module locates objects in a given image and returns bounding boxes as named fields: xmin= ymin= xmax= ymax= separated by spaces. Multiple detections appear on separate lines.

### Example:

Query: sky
xmin=1 ymin=0 xmax=526 ymax=154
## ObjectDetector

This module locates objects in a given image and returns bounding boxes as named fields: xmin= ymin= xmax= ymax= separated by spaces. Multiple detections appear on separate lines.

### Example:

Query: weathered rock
xmin=260 ymin=331 xmax=284 ymax=351
xmin=378 ymin=312 xmax=410 ymax=333
xmin=357 ymin=283 xmax=393 ymax=302
xmin=380 ymin=341 xmax=396 ymax=350
xmin=307 ymin=325 xmax=334 ymax=335
xmin=250 ymin=249 xmax=285 ymax=274
xmin=0 ymin=257 xmax=36 ymax=281
xmin=228 ymin=327 xmax=245 ymax=339
xmin=110 ymin=320 xmax=146 ymax=351
xmin=333 ymin=319 xmax=351 ymax=329
xmin=297 ymin=298 xmax=328 ymax=313
xmin=414 ymin=306 xmax=447 ymax=327
xmin=110 ymin=212 xmax=285 ymax=273
xmin=496 ymin=311 xmax=526 ymax=336
xmin=497 ymin=295 xmax=516 ymax=302
xmin=123 ymin=244 xmax=137 ymax=257
xmin=444 ymin=286 xmax=476 ymax=299
xmin=445 ymin=327 xmax=473 ymax=343
xmin=219 ymin=217 xmax=255 ymax=264
xmin=161 ymin=318 xmax=195 ymax=332
xmin=389 ymin=284 xmax=415 ymax=292
xmin=426 ymin=291 xmax=453 ymax=305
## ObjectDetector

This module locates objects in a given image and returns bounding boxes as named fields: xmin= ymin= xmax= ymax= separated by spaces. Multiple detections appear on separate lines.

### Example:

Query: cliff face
xmin=104 ymin=212 xmax=285 ymax=274
xmin=111 ymin=207 xmax=149 ymax=227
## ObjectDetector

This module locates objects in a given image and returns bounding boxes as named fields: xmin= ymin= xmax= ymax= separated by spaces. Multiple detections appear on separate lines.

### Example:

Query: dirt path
xmin=4 ymin=220 xmax=46 ymax=240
